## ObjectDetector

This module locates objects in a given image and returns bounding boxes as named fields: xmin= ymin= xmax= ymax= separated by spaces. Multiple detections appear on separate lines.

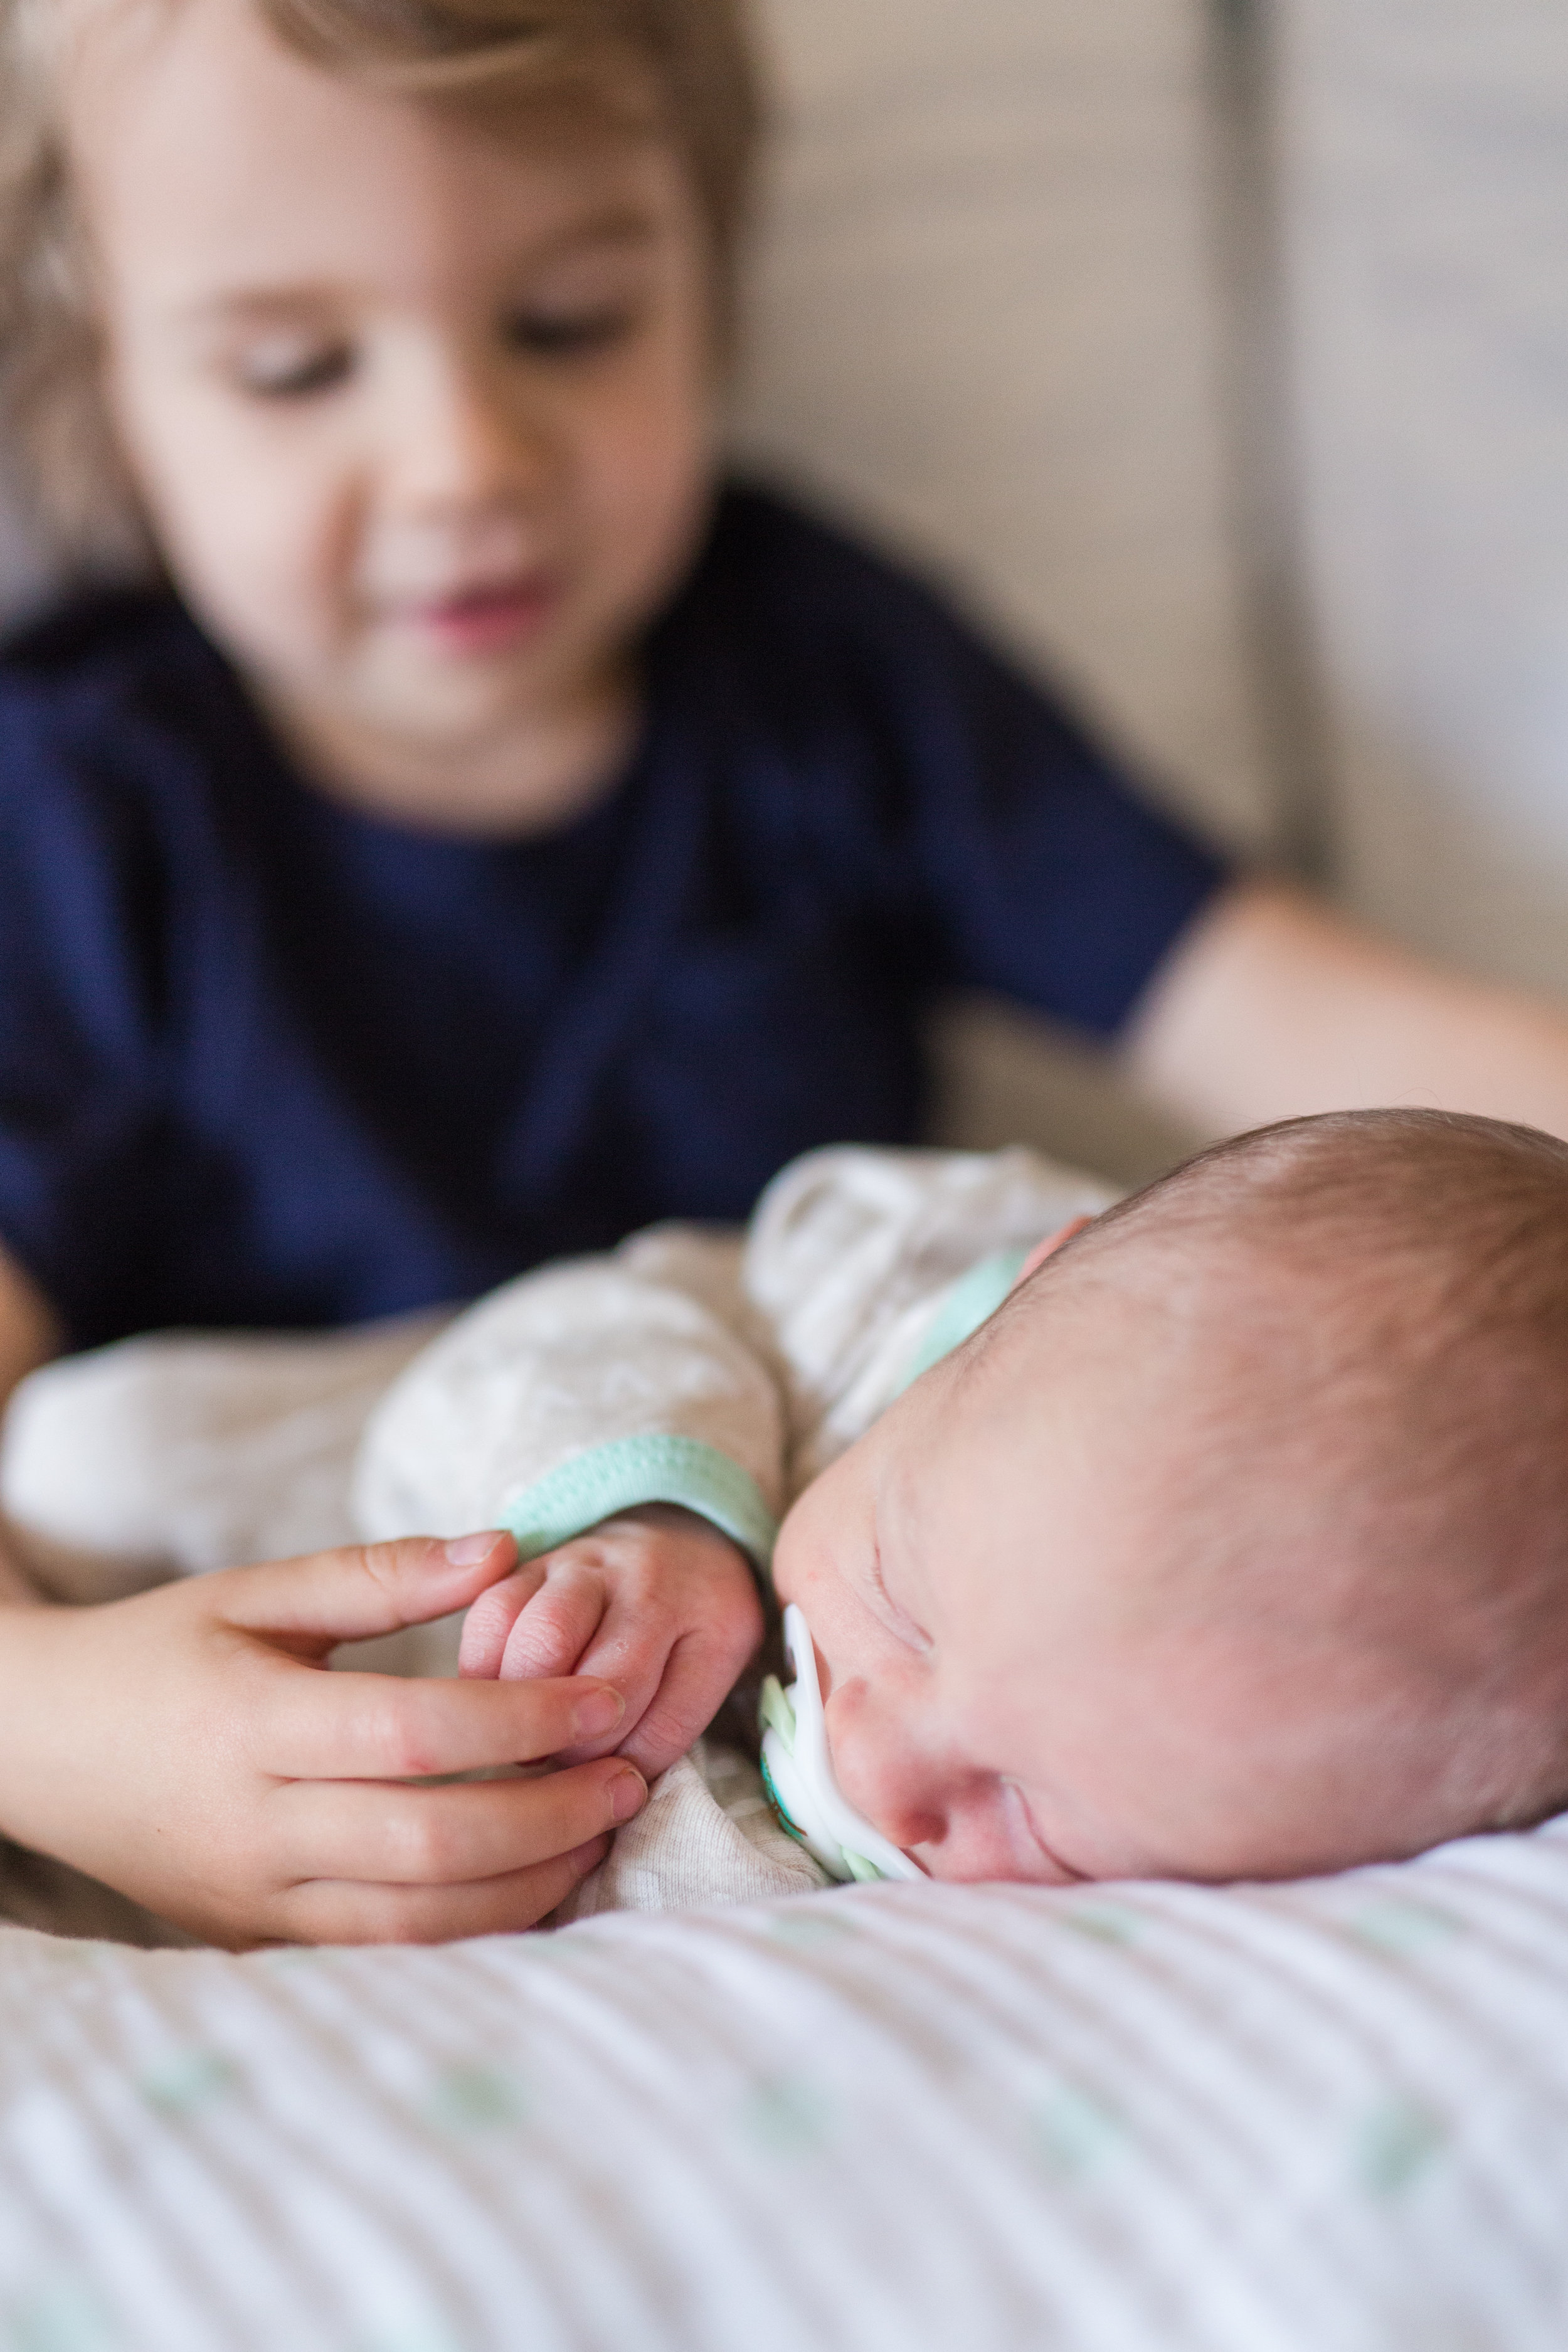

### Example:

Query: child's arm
xmin=0 ymin=1529 xmax=644 ymax=1945
xmin=1131 ymin=879 xmax=1568 ymax=1142
xmin=354 ymin=1236 xmax=781 ymax=1779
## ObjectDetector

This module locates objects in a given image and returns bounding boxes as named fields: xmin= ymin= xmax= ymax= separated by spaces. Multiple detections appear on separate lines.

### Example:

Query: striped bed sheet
xmin=3 ymin=1813 xmax=1568 ymax=2351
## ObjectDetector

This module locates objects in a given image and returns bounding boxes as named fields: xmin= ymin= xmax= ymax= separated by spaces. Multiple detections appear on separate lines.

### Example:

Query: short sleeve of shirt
xmin=702 ymin=493 xmax=1230 ymax=1036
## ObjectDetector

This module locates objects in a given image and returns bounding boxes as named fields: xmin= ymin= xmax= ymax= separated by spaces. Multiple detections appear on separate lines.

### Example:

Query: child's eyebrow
xmin=527 ymin=205 xmax=665 ymax=264
xmin=171 ymin=206 xmax=665 ymax=329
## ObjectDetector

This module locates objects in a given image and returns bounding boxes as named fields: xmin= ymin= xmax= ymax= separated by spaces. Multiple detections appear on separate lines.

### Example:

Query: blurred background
xmin=4 ymin=0 xmax=1565 ymax=1185
xmin=731 ymin=0 xmax=1568 ymax=1180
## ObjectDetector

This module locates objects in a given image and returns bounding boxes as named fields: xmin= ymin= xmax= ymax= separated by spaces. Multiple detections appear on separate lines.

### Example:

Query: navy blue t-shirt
xmin=0 ymin=485 xmax=1227 ymax=1347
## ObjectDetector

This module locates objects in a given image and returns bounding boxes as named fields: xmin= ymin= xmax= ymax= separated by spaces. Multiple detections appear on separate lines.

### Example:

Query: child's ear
xmin=1014 ymin=1214 xmax=1096 ymax=1287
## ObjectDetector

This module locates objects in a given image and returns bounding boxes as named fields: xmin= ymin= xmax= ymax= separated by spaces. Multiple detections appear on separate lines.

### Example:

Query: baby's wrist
xmin=502 ymin=1437 xmax=778 ymax=1586
xmin=595 ymin=1501 xmax=746 ymax=1549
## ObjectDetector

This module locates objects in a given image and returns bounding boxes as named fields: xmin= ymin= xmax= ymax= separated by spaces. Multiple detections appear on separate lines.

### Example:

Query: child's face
xmin=68 ymin=0 xmax=716 ymax=825
xmin=771 ymin=1288 xmax=1450 ymax=1888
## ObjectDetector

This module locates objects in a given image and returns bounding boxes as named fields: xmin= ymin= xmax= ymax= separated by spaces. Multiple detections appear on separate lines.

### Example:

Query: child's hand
xmin=0 ymin=1532 xmax=647 ymax=1948
xmin=458 ymin=1506 xmax=765 ymax=1780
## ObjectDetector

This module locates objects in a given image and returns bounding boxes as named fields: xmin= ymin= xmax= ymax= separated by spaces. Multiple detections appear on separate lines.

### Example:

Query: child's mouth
xmin=396 ymin=576 xmax=558 ymax=655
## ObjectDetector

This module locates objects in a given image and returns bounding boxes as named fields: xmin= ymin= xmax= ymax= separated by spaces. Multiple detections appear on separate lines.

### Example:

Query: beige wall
xmin=0 ymin=458 xmax=51 ymax=626
xmin=1279 ymin=0 xmax=1568 ymax=996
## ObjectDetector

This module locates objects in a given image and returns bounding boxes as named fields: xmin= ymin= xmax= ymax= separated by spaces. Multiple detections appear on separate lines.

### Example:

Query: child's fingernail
xmin=445 ymin=1531 xmax=502 ymax=1567
xmin=568 ymin=1835 xmax=611 ymax=1878
xmin=573 ymin=1687 xmax=625 ymax=1739
xmin=608 ymin=1767 xmax=646 ymax=1823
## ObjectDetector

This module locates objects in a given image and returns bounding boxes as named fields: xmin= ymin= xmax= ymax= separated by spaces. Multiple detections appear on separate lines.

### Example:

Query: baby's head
xmin=772 ymin=1109 xmax=1568 ymax=1886
xmin=0 ymin=0 xmax=757 ymax=820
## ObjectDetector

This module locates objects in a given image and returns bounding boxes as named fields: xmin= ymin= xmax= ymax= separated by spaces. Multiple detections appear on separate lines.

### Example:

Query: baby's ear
xmin=1014 ymin=1215 xmax=1096 ymax=1287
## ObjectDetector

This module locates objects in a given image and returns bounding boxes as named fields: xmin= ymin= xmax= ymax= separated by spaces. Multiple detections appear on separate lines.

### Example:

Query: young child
xmin=352 ymin=1105 xmax=1568 ymax=1906
xmin=6 ymin=0 xmax=1568 ymax=1949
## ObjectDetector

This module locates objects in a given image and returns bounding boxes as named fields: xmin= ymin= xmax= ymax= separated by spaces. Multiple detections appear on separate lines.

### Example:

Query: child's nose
xmin=388 ymin=350 xmax=548 ymax=520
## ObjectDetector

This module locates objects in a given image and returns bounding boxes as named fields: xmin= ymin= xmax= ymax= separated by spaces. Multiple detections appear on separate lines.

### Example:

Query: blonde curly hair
xmin=0 ymin=0 xmax=761 ymax=574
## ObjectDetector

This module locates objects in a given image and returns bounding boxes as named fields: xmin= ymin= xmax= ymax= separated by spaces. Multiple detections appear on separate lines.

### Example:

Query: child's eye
xmin=235 ymin=342 xmax=356 ymax=400
xmin=502 ymin=306 xmax=635 ymax=359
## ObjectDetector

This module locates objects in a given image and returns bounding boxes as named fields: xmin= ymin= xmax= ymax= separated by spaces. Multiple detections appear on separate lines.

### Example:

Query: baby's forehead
xmin=978 ymin=1203 xmax=1442 ymax=1508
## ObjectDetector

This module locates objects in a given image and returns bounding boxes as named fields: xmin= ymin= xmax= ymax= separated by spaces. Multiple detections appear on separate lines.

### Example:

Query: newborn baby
xmin=354 ymin=1106 xmax=1568 ymax=1901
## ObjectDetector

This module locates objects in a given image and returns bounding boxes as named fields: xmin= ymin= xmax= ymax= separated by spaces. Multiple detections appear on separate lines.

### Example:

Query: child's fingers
xmin=457 ymin=1561 xmax=548 ymax=1677
xmin=273 ymin=1842 xmax=612 ymax=1947
xmin=264 ymin=1756 xmax=646 ymax=1890
xmin=497 ymin=1562 xmax=609 ymax=1683
xmin=221 ymin=1531 xmax=520 ymax=1648
xmin=257 ymin=1657 xmax=627 ymax=1781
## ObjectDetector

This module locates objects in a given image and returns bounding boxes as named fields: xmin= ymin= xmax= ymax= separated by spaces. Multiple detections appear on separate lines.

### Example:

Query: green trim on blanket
xmin=502 ymin=1435 xmax=779 ymax=1570
xmin=894 ymin=1246 xmax=1030 ymax=1396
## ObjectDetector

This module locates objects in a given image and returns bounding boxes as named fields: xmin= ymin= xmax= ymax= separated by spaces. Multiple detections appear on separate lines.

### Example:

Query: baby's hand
xmin=458 ymin=1506 xmax=764 ymax=1779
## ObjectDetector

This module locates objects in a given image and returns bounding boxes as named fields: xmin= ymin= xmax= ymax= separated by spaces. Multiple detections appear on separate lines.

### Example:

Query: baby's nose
xmin=826 ymin=1683 xmax=945 ymax=1855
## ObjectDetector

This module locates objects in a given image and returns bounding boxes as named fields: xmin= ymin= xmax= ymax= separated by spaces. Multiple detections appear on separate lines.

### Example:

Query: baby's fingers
xmin=457 ymin=1560 xmax=547 ymax=1678
xmin=569 ymin=1587 xmax=761 ymax=1777
xmin=496 ymin=1562 xmax=610 ymax=1684
xmin=593 ymin=1606 xmax=763 ymax=1781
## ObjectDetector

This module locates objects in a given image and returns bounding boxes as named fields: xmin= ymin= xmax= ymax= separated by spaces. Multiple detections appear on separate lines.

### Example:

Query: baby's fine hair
xmin=0 ymin=0 xmax=760 ymax=567
xmin=1005 ymin=1107 xmax=1568 ymax=1834
xmin=1088 ymin=1101 xmax=1568 ymax=1293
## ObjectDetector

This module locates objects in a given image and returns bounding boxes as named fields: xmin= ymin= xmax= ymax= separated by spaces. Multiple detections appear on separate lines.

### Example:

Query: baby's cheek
xmin=769 ymin=1490 xmax=861 ymax=1636
xmin=766 ymin=1508 xmax=807 ymax=1607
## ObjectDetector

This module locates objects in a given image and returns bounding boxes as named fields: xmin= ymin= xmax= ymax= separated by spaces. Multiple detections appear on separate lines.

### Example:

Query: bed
xmin=5 ymin=1822 xmax=1568 ymax=2348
